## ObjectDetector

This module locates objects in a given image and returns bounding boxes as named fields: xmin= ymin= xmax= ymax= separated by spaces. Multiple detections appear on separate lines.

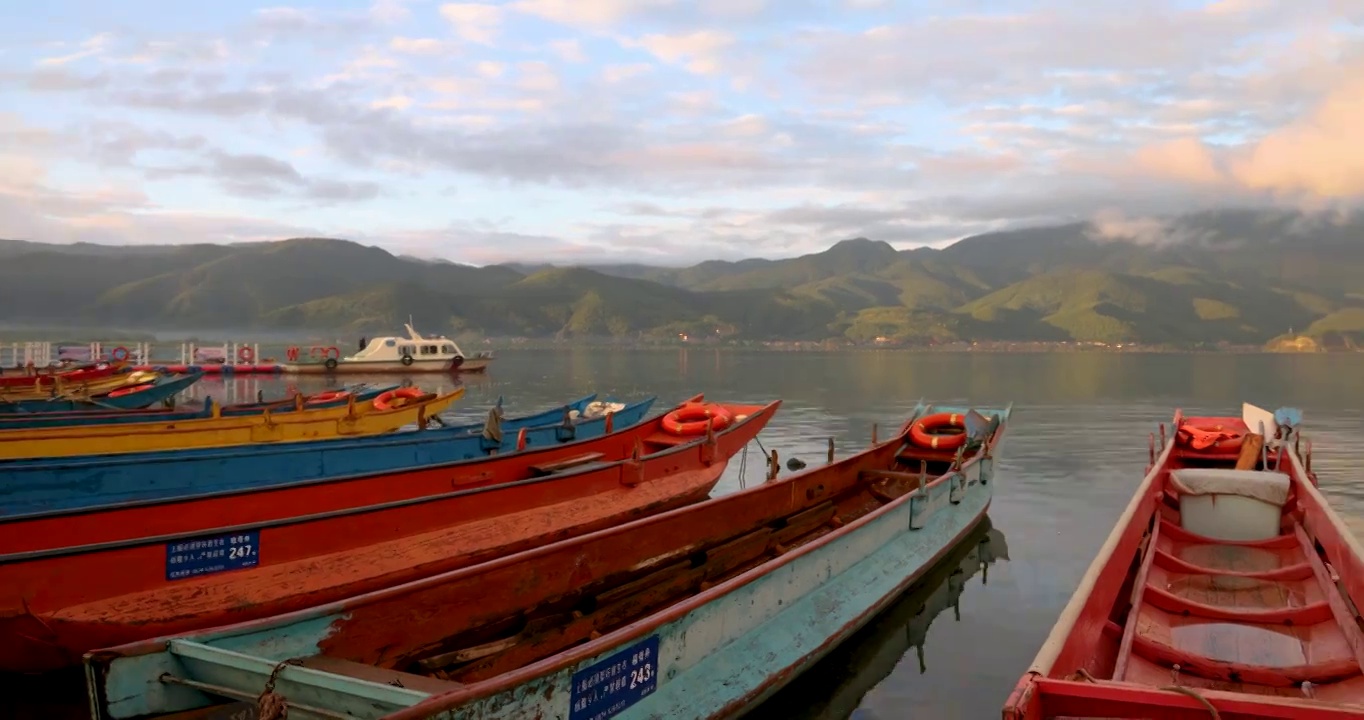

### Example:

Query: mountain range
xmin=4 ymin=207 xmax=1364 ymax=348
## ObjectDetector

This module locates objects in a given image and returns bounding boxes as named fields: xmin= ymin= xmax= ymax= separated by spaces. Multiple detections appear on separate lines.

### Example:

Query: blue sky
xmin=0 ymin=0 xmax=1360 ymax=265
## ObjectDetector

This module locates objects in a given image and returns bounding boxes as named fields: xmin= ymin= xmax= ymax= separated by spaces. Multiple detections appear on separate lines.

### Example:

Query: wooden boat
xmin=0 ymin=394 xmax=653 ymax=518
xmin=0 ymin=367 xmax=153 ymax=402
xmin=1000 ymin=402 xmax=1364 ymax=720
xmin=5 ymin=396 xmax=776 ymax=673
xmin=83 ymin=401 xmax=1010 ymax=719
xmin=282 ymin=322 xmax=493 ymax=374
xmin=0 ymin=387 xmax=463 ymax=460
xmin=0 ymin=371 xmax=203 ymax=414
xmin=760 ymin=518 xmax=1009 ymax=720
xmin=0 ymin=381 xmax=391 ymax=429
xmin=0 ymin=360 xmax=125 ymax=389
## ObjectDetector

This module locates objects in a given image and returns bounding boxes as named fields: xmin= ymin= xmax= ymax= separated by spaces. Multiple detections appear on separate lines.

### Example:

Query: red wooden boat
xmin=1003 ymin=403 xmax=1364 ymax=720
xmin=0 ymin=395 xmax=777 ymax=673
xmin=0 ymin=360 xmax=125 ymax=389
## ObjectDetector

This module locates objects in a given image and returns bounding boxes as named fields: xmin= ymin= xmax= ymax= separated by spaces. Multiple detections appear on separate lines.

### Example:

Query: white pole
xmin=254 ymin=343 xmax=260 ymax=367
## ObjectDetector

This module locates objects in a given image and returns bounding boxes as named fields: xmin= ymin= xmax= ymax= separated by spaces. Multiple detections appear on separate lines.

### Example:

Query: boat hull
xmin=0 ymin=361 xmax=124 ymax=389
xmin=435 ymin=421 xmax=998 ymax=720
xmin=282 ymin=357 xmax=491 ymax=374
xmin=83 ymin=402 xmax=1008 ymax=720
xmin=0 ymin=395 xmax=652 ymax=517
xmin=5 ymin=399 xmax=775 ymax=673
xmin=0 ymin=389 xmax=463 ymax=460
xmin=0 ymin=372 xmax=203 ymax=414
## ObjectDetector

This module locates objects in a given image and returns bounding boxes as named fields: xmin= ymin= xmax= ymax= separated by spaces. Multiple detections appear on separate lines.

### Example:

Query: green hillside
xmin=3 ymin=207 xmax=1364 ymax=347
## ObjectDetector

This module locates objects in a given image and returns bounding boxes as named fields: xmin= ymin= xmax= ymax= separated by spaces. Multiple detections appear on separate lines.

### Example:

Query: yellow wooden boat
xmin=0 ymin=369 xmax=156 ymax=403
xmin=0 ymin=388 xmax=464 ymax=460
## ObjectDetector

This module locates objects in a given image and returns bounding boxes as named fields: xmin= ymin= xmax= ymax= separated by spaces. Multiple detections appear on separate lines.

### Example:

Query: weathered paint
xmin=0 ymin=394 xmax=653 ymax=517
xmin=87 ymin=402 xmax=1008 ymax=720
xmin=0 ymin=388 xmax=465 ymax=460
xmin=12 ymin=398 xmax=777 ymax=675
xmin=440 ymin=410 xmax=999 ymax=720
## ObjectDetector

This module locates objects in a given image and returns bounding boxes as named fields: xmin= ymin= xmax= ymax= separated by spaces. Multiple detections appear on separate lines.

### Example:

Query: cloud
xmin=2 ymin=1 xmax=1364 ymax=264
xmin=37 ymin=33 xmax=113 ymax=66
xmin=439 ymin=3 xmax=503 ymax=45
xmin=390 ymin=37 xmax=456 ymax=56
xmin=623 ymin=31 xmax=735 ymax=74
xmin=547 ymin=39 xmax=587 ymax=63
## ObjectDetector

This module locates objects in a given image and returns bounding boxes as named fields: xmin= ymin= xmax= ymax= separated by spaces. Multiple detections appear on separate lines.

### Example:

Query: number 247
xmin=229 ymin=545 xmax=254 ymax=560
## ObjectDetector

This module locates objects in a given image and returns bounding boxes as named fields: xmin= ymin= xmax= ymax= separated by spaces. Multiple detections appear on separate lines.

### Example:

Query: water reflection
xmin=753 ymin=518 xmax=1009 ymax=720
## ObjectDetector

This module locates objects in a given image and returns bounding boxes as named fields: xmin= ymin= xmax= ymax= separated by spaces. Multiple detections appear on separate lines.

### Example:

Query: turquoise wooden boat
xmin=84 ymin=401 xmax=1010 ymax=720
xmin=0 ymin=371 xmax=204 ymax=414
xmin=0 ymin=394 xmax=654 ymax=518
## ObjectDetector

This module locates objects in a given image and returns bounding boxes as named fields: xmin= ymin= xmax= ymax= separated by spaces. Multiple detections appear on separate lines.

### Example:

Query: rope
xmin=1158 ymin=685 xmax=1220 ymax=719
xmin=737 ymin=441 xmax=748 ymax=489
xmin=257 ymin=658 xmax=302 ymax=720
xmin=1070 ymin=668 xmax=1219 ymax=719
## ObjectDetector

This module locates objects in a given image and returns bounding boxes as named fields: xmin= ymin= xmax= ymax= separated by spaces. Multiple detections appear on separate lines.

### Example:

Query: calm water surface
xmin=14 ymin=349 xmax=1364 ymax=719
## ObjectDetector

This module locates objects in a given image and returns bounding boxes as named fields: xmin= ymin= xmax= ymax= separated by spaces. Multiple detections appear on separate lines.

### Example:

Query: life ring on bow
xmin=110 ymin=346 xmax=131 ymax=362
xmin=306 ymin=390 xmax=350 ymax=405
xmin=374 ymin=386 xmax=425 ymax=411
xmin=910 ymin=412 xmax=968 ymax=450
xmin=107 ymin=383 xmax=154 ymax=398
xmin=238 ymin=346 xmax=255 ymax=363
xmin=662 ymin=403 xmax=734 ymax=436
xmin=1177 ymin=419 xmax=1245 ymax=452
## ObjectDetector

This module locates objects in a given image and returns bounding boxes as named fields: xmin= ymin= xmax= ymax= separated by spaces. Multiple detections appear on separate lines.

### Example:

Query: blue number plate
xmin=569 ymin=635 xmax=659 ymax=720
xmin=165 ymin=529 xmax=260 ymax=581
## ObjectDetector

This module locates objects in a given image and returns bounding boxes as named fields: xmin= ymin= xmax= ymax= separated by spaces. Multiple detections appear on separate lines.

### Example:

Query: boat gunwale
xmin=378 ymin=401 xmax=1012 ymax=718
xmin=0 ymin=394 xmax=647 ymax=523
xmin=2 ymin=398 xmax=776 ymax=566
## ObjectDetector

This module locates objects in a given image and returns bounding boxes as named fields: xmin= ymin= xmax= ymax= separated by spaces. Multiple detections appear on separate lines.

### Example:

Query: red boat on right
xmin=1004 ymin=402 xmax=1364 ymax=720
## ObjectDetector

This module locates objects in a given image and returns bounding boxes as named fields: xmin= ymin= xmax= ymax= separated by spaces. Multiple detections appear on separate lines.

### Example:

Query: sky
xmin=0 ymin=0 xmax=1362 ymax=266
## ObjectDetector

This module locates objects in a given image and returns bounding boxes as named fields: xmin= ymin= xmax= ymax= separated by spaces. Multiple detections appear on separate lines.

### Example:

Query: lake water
xmin=10 ymin=349 xmax=1364 ymax=719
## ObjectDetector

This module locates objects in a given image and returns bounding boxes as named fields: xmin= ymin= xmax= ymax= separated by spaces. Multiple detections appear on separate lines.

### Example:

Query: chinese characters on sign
xmin=165 ymin=530 xmax=261 ymax=581
xmin=569 ymin=635 xmax=660 ymax=720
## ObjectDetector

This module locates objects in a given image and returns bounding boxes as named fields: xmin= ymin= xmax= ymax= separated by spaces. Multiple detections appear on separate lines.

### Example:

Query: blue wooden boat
xmin=0 ymin=381 xmax=393 ymax=430
xmin=0 ymin=394 xmax=653 ymax=518
xmin=0 ymin=371 xmax=204 ymax=414
xmin=83 ymin=401 xmax=1010 ymax=720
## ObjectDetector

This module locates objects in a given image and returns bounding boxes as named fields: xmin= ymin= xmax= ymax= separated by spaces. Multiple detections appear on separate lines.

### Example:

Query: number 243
xmin=629 ymin=664 xmax=653 ymax=689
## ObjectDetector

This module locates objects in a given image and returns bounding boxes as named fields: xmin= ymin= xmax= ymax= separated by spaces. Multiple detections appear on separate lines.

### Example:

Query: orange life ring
xmin=374 ymin=386 xmax=425 ymax=411
xmin=238 ymin=346 xmax=255 ymax=363
xmin=107 ymin=383 xmax=153 ymax=398
xmin=324 ymin=346 xmax=341 ymax=360
xmin=1178 ymin=420 xmax=1245 ymax=452
xmin=310 ymin=346 xmax=326 ymax=358
xmin=662 ymin=402 xmax=734 ymax=436
xmin=110 ymin=346 xmax=130 ymax=362
xmin=286 ymin=346 xmax=301 ymax=361
xmin=306 ymin=390 xmax=350 ymax=405
xmin=910 ymin=412 xmax=968 ymax=450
